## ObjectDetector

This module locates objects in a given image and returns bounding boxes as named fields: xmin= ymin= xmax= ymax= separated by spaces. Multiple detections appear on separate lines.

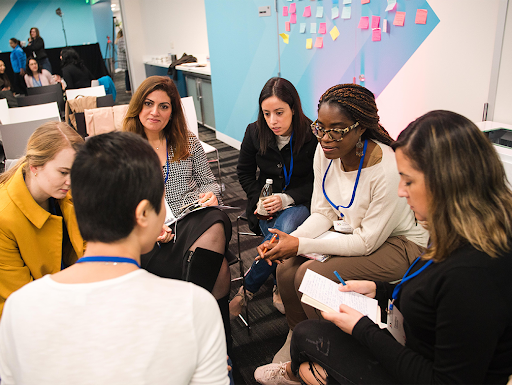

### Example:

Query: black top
xmin=62 ymin=64 xmax=94 ymax=90
xmin=353 ymin=243 xmax=512 ymax=384
xmin=25 ymin=37 xmax=47 ymax=60
xmin=237 ymin=122 xmax=317 ymax=234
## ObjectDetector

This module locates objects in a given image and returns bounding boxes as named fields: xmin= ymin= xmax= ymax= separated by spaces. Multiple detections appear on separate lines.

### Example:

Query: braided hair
xmin=318 ymin=84 xmax=393 ymax=146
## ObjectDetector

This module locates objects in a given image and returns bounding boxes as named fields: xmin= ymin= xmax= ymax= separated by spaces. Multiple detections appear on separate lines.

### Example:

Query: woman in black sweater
xmin=56 ymin=48 xmax=94 ymax=90
xmin=254 ymin=110 xmax=512 ymax=384
xmin=24 ymin=27 xmax=52 ymax=73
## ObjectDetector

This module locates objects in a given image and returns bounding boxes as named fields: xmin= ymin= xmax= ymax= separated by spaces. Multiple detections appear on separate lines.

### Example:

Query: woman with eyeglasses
xmin=253 ymin=84 xmax=429 ymax=374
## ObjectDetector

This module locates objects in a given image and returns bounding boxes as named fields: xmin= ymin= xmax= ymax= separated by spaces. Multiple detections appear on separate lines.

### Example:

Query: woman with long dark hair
xmin=24 ymin=27 xmax=52 ymax=73
xmin=24 ymin=57 xmax=55 ymax=88
xmin=56 ymin=48 xmax=94 ymax=90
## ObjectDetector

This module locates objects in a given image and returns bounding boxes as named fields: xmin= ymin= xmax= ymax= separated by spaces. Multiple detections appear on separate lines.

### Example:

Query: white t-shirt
xmin=0 ymin=270 xmax=229 ymax=385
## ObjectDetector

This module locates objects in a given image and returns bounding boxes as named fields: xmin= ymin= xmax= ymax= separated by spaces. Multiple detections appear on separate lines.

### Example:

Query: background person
xmin=0 ymin=60 xmax=11 ymax=91
xmin=0 ymin=121 xmax=85 ymax=316
xmin=116 ymin=30 xmax=131 ymax=93
xmin=54 ymin=48 xmax=94 ymax=90
xmin=24 ymin=27 xmax=52 ymax=73
xmin=0 ymin=132 xmax=229 ymax=385
xmin=9 ymin=38 xmax=26 ymax=95
xmin=232 ymin=77 xmax=316 ymax=318
xmin=24 ymin=57 xmax=56 ymax=88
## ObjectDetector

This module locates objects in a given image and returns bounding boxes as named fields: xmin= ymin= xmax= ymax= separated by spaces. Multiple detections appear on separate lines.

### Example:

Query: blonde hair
xmin=393 ymin=110 xmax=512 ymax=261
xmin=0 ymin=121 xmax=84 ymax=185
xmin=123 ymin=76 xmax=190 ymax=161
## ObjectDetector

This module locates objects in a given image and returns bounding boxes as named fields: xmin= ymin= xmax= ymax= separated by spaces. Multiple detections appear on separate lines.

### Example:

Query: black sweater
xmin=62 ymin=64 xmax=94 ymax=90
xmin=237 ymin=122 xmax=317 ymax=234
xmin=353 ymin=243 xmax=512 ymax=384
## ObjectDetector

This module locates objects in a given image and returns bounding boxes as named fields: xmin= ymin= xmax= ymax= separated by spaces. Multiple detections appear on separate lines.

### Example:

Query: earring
xmin=355 ymin=136 xmax=364 ymax=157
xmin=34 ymin=172 xmax=38 ymax=177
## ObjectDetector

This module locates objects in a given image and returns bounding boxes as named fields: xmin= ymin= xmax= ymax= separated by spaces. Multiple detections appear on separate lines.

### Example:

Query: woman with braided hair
xmin=254 ymin=84 xmax=429 ymax=384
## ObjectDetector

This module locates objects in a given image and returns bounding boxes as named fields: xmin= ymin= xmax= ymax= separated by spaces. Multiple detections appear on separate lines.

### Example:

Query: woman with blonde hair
xmin=0 ymin=121 xmax=85 ymax=317
xmin=256 ymin=110 xmax=512 ymax=384
xmin=123 ymin=75 xmax=232 ymax=352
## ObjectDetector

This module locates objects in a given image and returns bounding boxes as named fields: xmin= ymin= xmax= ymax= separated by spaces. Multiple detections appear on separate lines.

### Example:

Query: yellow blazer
xmin=0 ymin=166 xmax=85 ymax=316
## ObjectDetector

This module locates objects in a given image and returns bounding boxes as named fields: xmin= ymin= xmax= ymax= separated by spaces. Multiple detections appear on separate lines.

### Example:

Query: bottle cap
xmin=266 ymin=179 xmax=273 ymax=184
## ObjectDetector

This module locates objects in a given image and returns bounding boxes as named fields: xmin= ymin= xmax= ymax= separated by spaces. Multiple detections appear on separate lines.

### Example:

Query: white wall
xmin=376 ymin=0 xmax=501 ymax=138
xmin=494 ymin=1 xmax=512 ymax=124
xmin=119 ymin=0 xmax=209 ymax=90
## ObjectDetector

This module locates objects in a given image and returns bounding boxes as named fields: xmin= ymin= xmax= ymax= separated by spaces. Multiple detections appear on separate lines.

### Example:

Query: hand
xmin=53 ymin=74 xmax=62 ymax=82
xmin=157 ymin=224 xmax=174 ymax=243
xmin=254 ymin=208 xmax=273 ymax=221
xmin=255 ymin=229 xmax=298 ymax=265
xmin=198 ymin=192 xmax=218 ymax=207
xmin=338 ymin=280 xmax=377 ymax=299
xmin=321 ymin=305 xmax=364 ymax=335
xmin=20 ymin=69 xmax=25 ymax=76
xmin=262 ymin=195 xmax=283 ymax=214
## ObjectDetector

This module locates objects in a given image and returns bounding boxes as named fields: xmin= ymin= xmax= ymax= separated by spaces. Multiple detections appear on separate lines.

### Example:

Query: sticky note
xmin=306 ymin=38 xmax=313 ymax=49
xmin=332 ymin=0 xmax=339 ymax=4
xmin=332 ymin=7 xmax=339 ymax=19
xmin=341 ymin=6 xmax=351 ymax=19
xmin=371 ymin=16 xmax=380 ymax=29
xmin=317 ymin=6 xmax=324 ymax=18
xmin=290 ymin=14 xmax=297 ymax=23
xmin=300 ymin=23 xmax=307 ymax=33
xmin=361 ymin=0 xmax=370 ymax=3
xmin=383 ymin=19 xmax=389 ymax=32
xmin=280 ymin=33 xmax=289 ymax=44
xmin=310 ymin=23 xmax=317 ymax=33
xmin=358 ymin=16 xmax=369 ymax=29
xmin=319 ymin=22 xmax=327 ymax=34
xmin=385 ymin=0 xmax=396 ymax=12
xmin=393 ymin=11 xmax=405 ymax=26
xmin=343 ymin=0 xmax=351 ymax=3
xmin=372 ymin=28 xmax=381 ymax=41
xmin=330 ymin=26 xmax=340 ymax=40
xmin=315 ymin=36 xmax=323 ymax=48
xmin=415 ymin=9 xmax=428 ymax=24
xmin=290 ymin=3 xmax=296 ymax=14
xmin=285 ymin=21 xmax=291 ymax=31
xmin=303 ymin=6 xmax=311 ymax=17
xmin=283 ymin=6 xmax=288 ymax=16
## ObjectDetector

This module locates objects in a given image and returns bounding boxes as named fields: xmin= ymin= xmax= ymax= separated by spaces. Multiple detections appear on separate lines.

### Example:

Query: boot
xmin=229 ymin=286 xmax=254 ymax=320
xmin=217 ymin=294 xmax=233 ymax=357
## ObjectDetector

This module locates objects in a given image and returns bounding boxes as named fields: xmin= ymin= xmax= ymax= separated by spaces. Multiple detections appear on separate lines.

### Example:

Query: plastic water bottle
xmin=256 ymin=179 xmax=273 ymax=220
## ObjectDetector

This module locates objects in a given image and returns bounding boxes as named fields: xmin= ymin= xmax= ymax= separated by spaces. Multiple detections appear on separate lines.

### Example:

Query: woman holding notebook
xmin=255 ymin=111 xmax=512 ymax=384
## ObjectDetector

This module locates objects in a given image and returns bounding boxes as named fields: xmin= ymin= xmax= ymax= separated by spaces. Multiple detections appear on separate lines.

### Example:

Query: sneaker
xmin=229 ymin=286 xmax=254 ymax=319
xmin=254 ymin=362 xmax=300 ymax=385
xmin=273 ymin=285 xmax=285 ymax=314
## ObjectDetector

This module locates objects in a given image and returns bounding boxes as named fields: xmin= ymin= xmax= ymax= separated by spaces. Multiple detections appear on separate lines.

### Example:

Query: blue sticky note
xmin=332 ymin=0 xmax=339 ymax=3
xmin=310 ymin=22 xmax=317 ymax=33
xmin=341 ymin=6 xmax=351 ymax=19
xmin=300 ymin=23 xmax=307 ymax=33
xmin=316 ymin=6 xmax=324 ymax=18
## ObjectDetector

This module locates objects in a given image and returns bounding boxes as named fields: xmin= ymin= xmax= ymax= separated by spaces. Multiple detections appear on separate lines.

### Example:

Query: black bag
xmin=182 ymin=247 xmax=224 ymax=293
xmin=167 ymin=53 xmax=197 ymax=80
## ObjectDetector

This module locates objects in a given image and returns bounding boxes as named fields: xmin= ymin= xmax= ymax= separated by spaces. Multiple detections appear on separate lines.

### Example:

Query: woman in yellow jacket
xmin=0 ymin=121 xmax=85 ymax=316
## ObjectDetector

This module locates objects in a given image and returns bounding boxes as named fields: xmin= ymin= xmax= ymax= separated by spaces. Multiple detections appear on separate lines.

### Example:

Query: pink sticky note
xmin=371 ymin=16 xmax=380 ymax=29
xmin=361 ymin=0 xmax=370 ymax=3
xmin=393 ymin=11 xmax=406 ymax=26
xmin=358 ymin=16 xmax=369 ymax=29
xmin=290 ymin=14 xmax=297 ymax=24
xmin=372 ymin=28 xmax=381 ymax=41
xmin=303 ymin=6 xmax=311 ymax=17
xmin=315 ymin=36 xmax=323 ymax=48
xmin=283 ymin=6 xmax=288 ymax=16
xmin=285 ymin=21 xmax=291 ymax=31
xmin=319 ymin=22 xmax=327 ymax=34
xmin=415 ymin=9 xmax=428 ymax=24
xmin=290 ymin=3 xmax=296 ymax=14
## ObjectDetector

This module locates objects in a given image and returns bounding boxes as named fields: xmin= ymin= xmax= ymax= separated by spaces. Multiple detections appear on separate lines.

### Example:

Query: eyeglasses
xmin=310 ymin=120 xmax=359 ymax=142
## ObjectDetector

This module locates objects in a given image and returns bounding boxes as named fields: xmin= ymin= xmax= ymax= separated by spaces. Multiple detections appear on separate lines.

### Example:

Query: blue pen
xmin=334 ymin=270 xmax=346 ymax=286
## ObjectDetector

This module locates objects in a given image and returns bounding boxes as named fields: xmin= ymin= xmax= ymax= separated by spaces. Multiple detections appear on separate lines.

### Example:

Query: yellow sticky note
xmin=330 ymin=26 xmax=340 ymax=41
xmin=306 ymin=38 xmax=313 ymax=49
xmin=280 ymin=33 xmax=289 ymax=44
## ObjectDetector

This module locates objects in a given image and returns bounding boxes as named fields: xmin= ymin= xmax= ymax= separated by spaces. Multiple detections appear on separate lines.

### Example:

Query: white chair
xmin=181 ymin=96 xmax=223 ymax=191
xmin=66 ymin=85 xmax=106 ymax=101
xmin=0 ymin=98 xmax=10 ymax=125
xmin=8 ymin=102 xmax=60 ymax=124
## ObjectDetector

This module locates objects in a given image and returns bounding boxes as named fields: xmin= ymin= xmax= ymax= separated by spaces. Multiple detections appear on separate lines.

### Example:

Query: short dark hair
xmin=71 ymin=131 xmax=164 ymax=243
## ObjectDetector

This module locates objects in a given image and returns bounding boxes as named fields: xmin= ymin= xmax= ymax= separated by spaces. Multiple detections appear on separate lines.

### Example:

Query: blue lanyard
xmin=282 ymin=132 xmax=294 ymax=191
xmin=322 ymin=139 xmax=368 ymax=218
xmin=390 ymin=256 xmax=433 ymax=309
xmin=76 ymin=256 xmax=140 ymax=268
xmin=164 ymin=139 xmax=170 ymax=184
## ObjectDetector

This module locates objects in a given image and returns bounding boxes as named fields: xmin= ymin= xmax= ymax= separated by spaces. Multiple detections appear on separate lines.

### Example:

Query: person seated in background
xmin=0 ymin=122 xmax=85 ymax=317
xmin=9 ymin=38 xmax=26 ymax=95
xmin=24 ymin=57 xmax=56 ymax=88
xmin=232 ymin=77 xmax=316 ymax=318
xmin=54 ymin=47 xmax=94 ymax=90
xmin=24 ymin=27 xmax=52 ymax=73
xmin=254 ymin=110 xmax=512 ymax=384
xmin=0 ymin=131 xmax=229 ymax=385
xmin=0 ymin=60 xmax=11 ymax=91
xmin=255 ymin=84 xmax=429 ymax=364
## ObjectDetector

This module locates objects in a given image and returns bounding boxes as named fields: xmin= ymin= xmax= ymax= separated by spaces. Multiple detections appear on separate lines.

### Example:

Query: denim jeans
xmin=244 ymin=204 xmax=310 ymax=293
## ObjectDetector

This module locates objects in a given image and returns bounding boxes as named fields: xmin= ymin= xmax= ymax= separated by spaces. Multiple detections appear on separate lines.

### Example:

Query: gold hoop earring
xmin=355 ymin=136 xmax=364 ymax=157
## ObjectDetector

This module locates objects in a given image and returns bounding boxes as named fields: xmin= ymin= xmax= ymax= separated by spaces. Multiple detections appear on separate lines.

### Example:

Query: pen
xmin=334 ymin=270 xmax=346 ymax=286
xmin=262 ymin=233 xmax=278 ymax=254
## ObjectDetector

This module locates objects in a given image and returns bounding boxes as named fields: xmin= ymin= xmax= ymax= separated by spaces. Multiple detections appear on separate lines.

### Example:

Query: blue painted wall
xmin=0 ymin=0 xmax=97 ymax=53
xmin=91 ymin=0 xmax=113 ymax=63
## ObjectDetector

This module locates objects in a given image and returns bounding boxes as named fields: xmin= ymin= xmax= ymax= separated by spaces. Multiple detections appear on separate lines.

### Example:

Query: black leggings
xmin=290 ymin=320 xmax=398 ymax=384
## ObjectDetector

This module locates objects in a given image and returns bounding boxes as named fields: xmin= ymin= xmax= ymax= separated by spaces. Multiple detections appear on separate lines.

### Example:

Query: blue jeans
xmin=244 ymin=204 xmax=310 ymax=293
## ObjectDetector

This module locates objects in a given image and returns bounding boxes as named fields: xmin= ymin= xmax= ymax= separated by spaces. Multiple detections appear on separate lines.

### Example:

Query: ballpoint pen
xmin=255 ymin=233 xmax=279 ymax=264
xmin=334 ymin=270 xmax=346 ymax=286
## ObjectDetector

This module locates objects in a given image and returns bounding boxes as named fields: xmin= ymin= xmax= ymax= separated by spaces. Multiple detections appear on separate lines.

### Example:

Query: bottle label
xmin=256 ymin=197 xmax=270 ymax=216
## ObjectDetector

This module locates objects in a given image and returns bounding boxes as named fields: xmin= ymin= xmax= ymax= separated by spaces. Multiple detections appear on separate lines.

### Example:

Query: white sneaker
xmin=254 ymin=362 xmax=300 ymax=385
